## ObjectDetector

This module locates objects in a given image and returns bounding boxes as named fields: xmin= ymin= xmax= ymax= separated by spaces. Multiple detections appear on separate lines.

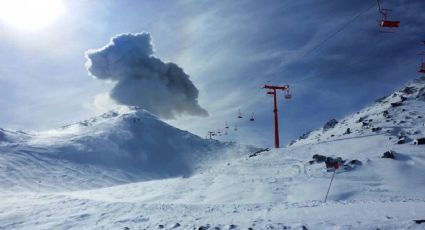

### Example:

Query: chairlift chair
xmin=249 ymin=113 xmax=255 ymax=122
xmin=225 ymin=122 xmax=229 ymax=129
xmin=419 ymin=63 xmax=425 ymax=74
xmin=419 ymin=53 xmax=425 ymax=74
xmin=376 ymin=0 xmax=400 ymax=31
xmin=237 ymin=109 xmax=243 ymax=119
xmin=284 ymin=88 xmax=292 ymax=100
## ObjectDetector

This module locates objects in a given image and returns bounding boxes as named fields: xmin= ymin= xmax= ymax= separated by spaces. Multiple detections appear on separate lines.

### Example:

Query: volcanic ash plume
xmin=85 ymin=32 xmax=208 ymax=119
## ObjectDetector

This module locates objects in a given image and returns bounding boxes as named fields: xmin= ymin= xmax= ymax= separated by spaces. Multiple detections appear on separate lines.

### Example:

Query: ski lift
xmin=284 ymin=88 xmax=292 ymax=100
xmin=249 ymin=113 xmax=255 ymax=122
xmin=217 ymin=130 xmax=222 ymax=136
xmin=376 ymin=0 xmax=400 ymax=32
xmin=237 ymin=109 xmax=243 ymax=119
xmin=225 ymin=122 xmax=229 ymax=129
xmin=418 ymin=52 xmax=425 ymax=74
xmin=419 ymin=61 xmax=425 ymax=74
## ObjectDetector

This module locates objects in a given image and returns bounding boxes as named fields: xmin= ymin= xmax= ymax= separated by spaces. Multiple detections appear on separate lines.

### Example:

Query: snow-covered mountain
xmin=0 ymin=79 xmax=424 ymax=229
xmin=0 ymin=108 xmax=245 ymax=192
xmin=290 ymin=77 xmax=425 ymax=147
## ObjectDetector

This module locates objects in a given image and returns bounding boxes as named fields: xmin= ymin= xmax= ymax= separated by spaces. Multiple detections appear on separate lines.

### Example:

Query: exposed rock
xmin=323 ymin=119 xmax=338 ymax=131
xmin=383 ymin=110 xmax=390 ymax=118
xmin=312 ymin=154 xmax=327 ymax=163
xmin=391 ymin=102 xmax=403 ymax=107
xmin=414 ymin=138 xmax=425 ymax=145
xmin=344 ymin=128 xmax=351 ymax=135
xmin=299 ymin=131 xmax=312 ymax=140
xmin=375 ymin=96 xmax=387 ymax=103
xmin=171 ymin=223 xmax=181 ymax=228
xmin=401 ymin=86 xmax=417 ymax=95
xmin=249 ymin=148 xmax=270 ymax=158
xmin=397 ymin=138 xmax=405 ymax=144
xmin=372 ymin=127 xmax=382 ymax=132
xmin=325 ymin=157 xmax=344 ymax=170
xmin=226 ymin=224 xmax=237 ymax=230
xmin=198 ymin=224 xmax=210 ymax=230
xmin=382 ymin=150 xmax=396 ymax=159
xmin=414 ymin=219 xmax=425 ymax=224
xmin=416 ymin=87 xmax=425 ymax=101
xmin=288 ymin=140 xmax=297 ymax=146
xmin=357 ymin=116 xmax=367 ymax=123
xmin=348 ymin=159 xmax=362 ymax=165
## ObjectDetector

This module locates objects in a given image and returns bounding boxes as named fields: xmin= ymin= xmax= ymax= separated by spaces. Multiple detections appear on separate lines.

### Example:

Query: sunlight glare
xmin=0 ymin=0 xmax=64 ymax=31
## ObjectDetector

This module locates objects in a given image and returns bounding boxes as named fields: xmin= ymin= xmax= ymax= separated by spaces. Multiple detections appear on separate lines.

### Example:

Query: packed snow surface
xmin=1 ymin=78 xmax=425 ymax=229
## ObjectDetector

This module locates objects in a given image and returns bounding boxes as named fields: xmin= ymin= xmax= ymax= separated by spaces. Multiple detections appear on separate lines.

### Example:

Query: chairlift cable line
xmin=228 ymin=1 xmax=377 ymax=135
xmin=267 ymin=1 xmax=376 ymax=86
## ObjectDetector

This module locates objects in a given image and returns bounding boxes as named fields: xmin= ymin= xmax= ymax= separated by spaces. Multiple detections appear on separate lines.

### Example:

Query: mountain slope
xmin=290 ymin=77 xmax=425 ymax=147
xmin=0 ymin=109 xmax=245 ymax=192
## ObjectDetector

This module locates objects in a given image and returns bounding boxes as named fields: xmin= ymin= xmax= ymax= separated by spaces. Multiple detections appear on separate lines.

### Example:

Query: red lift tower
xmin=263 ymin=84 xmax=291 ymax=148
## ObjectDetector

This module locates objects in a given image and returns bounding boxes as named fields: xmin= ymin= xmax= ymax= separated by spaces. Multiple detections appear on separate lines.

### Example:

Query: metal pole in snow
xmin=324 ymin=168 xmax=337 ymax=203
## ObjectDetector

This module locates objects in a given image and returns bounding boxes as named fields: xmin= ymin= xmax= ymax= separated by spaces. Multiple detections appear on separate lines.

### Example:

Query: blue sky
xmin=0 ymin=0 xmax=424 ymax=147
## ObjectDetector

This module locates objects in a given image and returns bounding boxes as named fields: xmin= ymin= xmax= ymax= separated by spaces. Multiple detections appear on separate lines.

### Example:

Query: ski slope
xmin=0 ymin=78 xmax=425 ymax=229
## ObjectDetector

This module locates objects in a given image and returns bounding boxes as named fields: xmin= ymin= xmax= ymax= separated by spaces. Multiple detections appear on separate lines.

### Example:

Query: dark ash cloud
xmin=85 ymin=32 xmax=208 ymax=119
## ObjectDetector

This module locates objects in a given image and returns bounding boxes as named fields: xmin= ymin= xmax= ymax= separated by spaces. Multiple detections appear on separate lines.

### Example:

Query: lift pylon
xmin=263 ymin=84 xmax=290 ymax=148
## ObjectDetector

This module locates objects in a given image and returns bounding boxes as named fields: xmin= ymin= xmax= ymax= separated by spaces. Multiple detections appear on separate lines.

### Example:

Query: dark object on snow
xmin=325 ymin=157 xmax=342 ymax=170
xmin=391 ymin=102 xmax=403 ymax=107
xmin=249 ymin=148 xmax=270 ymax=158
xmin=299 ymin=131 xmax=312 ymax=139
xmin=372 ymin=127 xmax=382 ymax=132
xmin=323 ymin=119 xmax=338 ymax=131
xmin=401 ymin=86 xmax=417 ymax=95
xmin=357 ymin=116 xmax=367 ymax=123
xmin=158 ymin=225 xmax=164 ymax=229
xmin=301 ymin=225 xmax=309 ymax=230
xmin=414 ymin=219 xmax=425 ymax=224
xmin=400 ymin=96 xmax=408 ymax=102
xmin=171 ymin=223 xmax=181 ymax=228
xmin=198 ymin=226 xmax=208 ymax=230
xmin=383 ymin=110 xmax=390 ymax=118
xmin=397 ymin=136 xmax=406 ymax=144
xmin=375 ymin=96 xmax=387 ymax=103
xmin=228 ymin=224 xmax=237 ymax=229
xmin=343 ymin=159 xmax=362 ymax=171
xmin=348 ymin=159 xmax=362 ymax=165
xmin=123 ymin=227 xmax=130 ymax=230
xmin=312 ymin=154 xmax=327 ymax=163
xmin=344 ymin=128 xmax=352 ymax=135
xmin=414 ymin=138 xmax=425 ymax=145
xmin=382 ymin=150 xmax=396 ymax=159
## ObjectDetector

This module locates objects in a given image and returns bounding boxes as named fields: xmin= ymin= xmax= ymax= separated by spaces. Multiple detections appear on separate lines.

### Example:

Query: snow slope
xmin=0 ymin=108 xmax=243 ymax=192
xmin=0 ymin=78 xmax=425 ymax=229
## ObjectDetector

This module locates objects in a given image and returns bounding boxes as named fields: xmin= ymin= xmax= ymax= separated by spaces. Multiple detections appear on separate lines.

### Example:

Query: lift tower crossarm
xmin=263 ymin=85 xmax=289 ymax=90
